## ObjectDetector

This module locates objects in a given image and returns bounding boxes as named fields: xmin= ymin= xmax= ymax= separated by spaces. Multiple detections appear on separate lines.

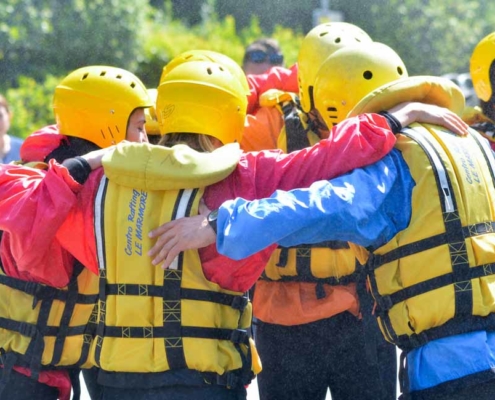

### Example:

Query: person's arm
xmin=247 ymin=64 xmax=298 ymax=115
xmin=0 ymin=155 xmax=99 ymax=281
xmin=241 ymin=112 xmax=399 ymax=199
xmin=0 ymin=162 xmax=83 ymax=264
xmin=216 ymin=149 xmax=414 ymax=260
xmin=149 ymin=149 xmax=413 ymax=268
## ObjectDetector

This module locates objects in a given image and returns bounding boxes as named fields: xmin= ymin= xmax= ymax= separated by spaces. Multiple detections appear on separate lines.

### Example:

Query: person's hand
xmin=388 ymin=102 xmax=469 ymax=136
xmin=81 ymin=146 xmax=116 ymax=170
xmin=148 ymin=214 xmax=216 ymax=269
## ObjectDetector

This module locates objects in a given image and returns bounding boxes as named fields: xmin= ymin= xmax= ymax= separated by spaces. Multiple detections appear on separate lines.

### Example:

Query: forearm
xmin=247 ymin=113 xmax=398 ymax=198
xmin=0 ymin=160 xmax=90 ymax=270
xmin=217 ymin=151 xmax=413 ymax=259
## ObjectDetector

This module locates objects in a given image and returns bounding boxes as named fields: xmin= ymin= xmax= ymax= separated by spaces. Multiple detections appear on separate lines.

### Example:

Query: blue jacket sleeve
xmin=216 ymin=149 xmax=415 ymax=260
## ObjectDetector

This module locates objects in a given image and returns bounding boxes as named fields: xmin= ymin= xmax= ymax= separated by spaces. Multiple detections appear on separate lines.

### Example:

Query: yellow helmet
xmin=470 ymin=32 xmax=495 ymax=102
xmin=144 ymin=88 xmax=160 ymax=136
xmin=161 ymin=50 xmax=250 ymax=96
xmin=157 ymin=60 xmax=247 ymax=144
xmin=298 ymin=22 xmax=372 ymax=113
xmin=53 ymin=66 xmax=152 ymax=149
xmin=314 ymin=42 xmax=408 ymax=128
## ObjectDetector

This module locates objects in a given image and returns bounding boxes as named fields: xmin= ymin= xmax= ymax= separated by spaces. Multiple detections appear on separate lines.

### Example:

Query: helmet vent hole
xmin=327 ymin=107 xmax=337 ymax=112
xmin=219 ymin=66 xmax=224 ymax=71
xmin=397 ymin=67 xmax=404 ymax=75
xmin=207 ymin=68 xmax=213 ymax=75
xmin=320 ymin=32 xmax=328 ymax=37
xmin=116 ymin=75 xmax=122 ymax=79
xmin=100 ymin=71 xmax=106 ymax=77
xmin=82 ymin=73 xmax=89 ymax=80
xmin=335 ymin=37 xmax=341 ymax=43
xmin=130 ymin=82 xmax=136 ymax=88
xmin=363 ymin=71 xmax=373 ymax=80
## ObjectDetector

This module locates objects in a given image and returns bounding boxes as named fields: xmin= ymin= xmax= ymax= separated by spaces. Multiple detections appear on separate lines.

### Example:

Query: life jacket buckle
xmin=18 ymin=321 xmax=37 ymax=338
xmin=408 ymin=331 xmax=429 ymax=348
xmin=230 ymin=329 xmax=248 ymax=345
xmin=216 ymin=371 xmax=240 ymax=389
xmin=24 ymin=281 xmax=57 ymax=309
xmin=376 ymin=294 xmax=393 ymax=313
xmin=231 ymin=296 xmax=248 ymax=311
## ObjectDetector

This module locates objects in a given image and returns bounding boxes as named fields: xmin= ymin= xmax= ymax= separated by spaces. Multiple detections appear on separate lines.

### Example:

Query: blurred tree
xmin=159 ymin=0 xmax=495 ymax=76
xmin=0 ymin=0 xmax=149 ymax=89
xmin=331 ymin=0 xmax=495 ymax=75
xmin=6 ymin=74 xmax=60 ymax=138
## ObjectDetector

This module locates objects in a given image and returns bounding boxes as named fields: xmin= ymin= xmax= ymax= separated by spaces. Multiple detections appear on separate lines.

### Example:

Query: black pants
xmin=97 ymin=385 xmax=246 ymax=400
xmin=412 ymin=377 xmax=495 ymax=400
xmin=254 ymin=312 xmax=397 ymax=400
xmin=0 ymin=368 xmax=58 ymax=400
xmin=83 ymin=367 xmax=247 ymax=400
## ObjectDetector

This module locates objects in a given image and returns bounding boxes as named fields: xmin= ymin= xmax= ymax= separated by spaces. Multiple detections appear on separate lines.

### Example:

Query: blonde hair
xmin=158 ymin=133 xmax=217 ymax=153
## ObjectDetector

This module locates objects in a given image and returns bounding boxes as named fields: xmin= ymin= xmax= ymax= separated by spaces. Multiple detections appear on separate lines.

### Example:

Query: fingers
xmin=161 ymin=246 xmax=181 ymax=270
xmin=149 ymin=220 xmax=176 ymax=239
xmin=152 ymin=235 xmax=179 ymax=266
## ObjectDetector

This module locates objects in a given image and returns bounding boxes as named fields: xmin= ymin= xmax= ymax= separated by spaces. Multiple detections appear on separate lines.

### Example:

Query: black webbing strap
xmin=50 ymin=262 xmax=84 ymax=366
xmin=100 ymin=326 xmax=250 ymax=344
xmin=94 ymin=176 xmax=109 ymax=368
xmin=104 ymin=284 xmax=248 ymax=312
xmin=368 ymin=222 xmax=495 ymax=268
xmin=374 ymin=262 xmax=495 ymax=314
xmin=0 ymin=275 xmax=97 ymax=306
xmin=263 ymin=241 xmax=357 ymax=291
xmin=161 ymin=189 xmax=199 ymax=370
xmin=394 ymin=313 xmax=495 ymax=352
xmin=28 ymin=294 xmax=53 ymax=380
xmin=72 ymin=303 xmax=98 ymax=368
xmin=281 ymin=100 xmax=310 ymax=153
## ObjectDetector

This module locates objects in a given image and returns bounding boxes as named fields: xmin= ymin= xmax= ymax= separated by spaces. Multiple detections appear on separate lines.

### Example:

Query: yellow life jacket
xmin=368 ymin=123 xmax=495 ymax=350
xmin=349 ymin=76 xmax=495 ymax=350
xmin=89 ymin=142 xmax=260 ymax=387
xmin=259 ymin=90 xmax=360 ymax=295
xmin=0 ymin=162 xmax=99 ymax=378
xmin=259 ymin=89 xmax=320 ymax=153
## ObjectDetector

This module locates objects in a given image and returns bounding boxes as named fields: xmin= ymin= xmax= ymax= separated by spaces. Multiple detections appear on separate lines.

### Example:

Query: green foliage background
xmin=1 ymin=0 xmax=494 ymax=139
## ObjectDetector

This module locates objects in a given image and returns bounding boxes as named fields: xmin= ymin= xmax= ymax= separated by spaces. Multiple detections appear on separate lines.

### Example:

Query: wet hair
xmin=44 ymin=136 xmax=101 ymax=163
xmin=158 ymin=133 xmax=216 ymax=153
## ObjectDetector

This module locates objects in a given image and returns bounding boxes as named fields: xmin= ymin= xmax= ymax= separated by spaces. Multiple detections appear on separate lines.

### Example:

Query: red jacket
xmin=0 ymin=125 xmax=74 ymax=400
xmin=246 ymin=64 xmax=298 ymax=115
xmin=0 ymin=114 xmax=395 ymax=293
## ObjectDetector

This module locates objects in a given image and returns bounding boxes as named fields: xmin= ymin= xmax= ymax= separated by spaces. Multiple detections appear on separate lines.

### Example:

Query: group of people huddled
xmin=1 ymin=21 xmax=495 ymax=400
